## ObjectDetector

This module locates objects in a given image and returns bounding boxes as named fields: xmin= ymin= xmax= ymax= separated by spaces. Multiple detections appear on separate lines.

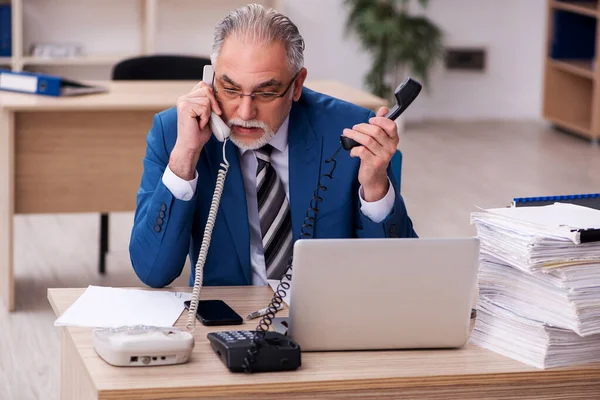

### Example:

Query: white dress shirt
xmin=162 ymin=116 xmax=395 ymax=286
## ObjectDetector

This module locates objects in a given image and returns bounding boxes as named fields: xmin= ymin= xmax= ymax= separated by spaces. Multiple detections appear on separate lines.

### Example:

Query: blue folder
xmin=0 ymin=5 xmax=10 ymax=57
xmin=0 ymin=69 xmax=107 ymax=97
xmin=512 ymin=193 xmax=600 ymax=211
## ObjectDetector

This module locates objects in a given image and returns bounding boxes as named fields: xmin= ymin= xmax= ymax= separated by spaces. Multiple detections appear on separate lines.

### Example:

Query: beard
xmin=227 ymin=99 xmax=293 ymax=151
xmin=227 ymin=118 xmax=276 ymax=150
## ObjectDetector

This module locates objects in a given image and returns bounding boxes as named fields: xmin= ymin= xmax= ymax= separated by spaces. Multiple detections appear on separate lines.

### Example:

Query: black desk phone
xmin=207 ymin=330 xmax=301 ymax=372
xmin=185 ymin=67 xmax=422 ymax=373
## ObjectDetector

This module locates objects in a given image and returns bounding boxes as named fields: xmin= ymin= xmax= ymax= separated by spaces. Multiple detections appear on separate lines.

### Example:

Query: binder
xmin=0 ymin=69 xmax=108 ymax=97
xmin=512 ymin=193 xmax=600 ymax=211
xmin=0 ymin=4 xmax=10 ymax=57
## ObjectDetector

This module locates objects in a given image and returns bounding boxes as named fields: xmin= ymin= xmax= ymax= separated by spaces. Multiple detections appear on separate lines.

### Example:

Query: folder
xmin=512 ymin=193 xmax=600 ymax=211
xmin=0 ymin=69 xmax=108 ymax=97
xmin=0 ymin=5 xmax=10 ymax=57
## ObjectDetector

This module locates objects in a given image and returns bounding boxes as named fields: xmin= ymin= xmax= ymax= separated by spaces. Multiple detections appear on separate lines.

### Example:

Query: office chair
xmin=111 ymin=55 xmax=212 ymax=81
xmin=95 ymin=55 xmax=212 ymax=274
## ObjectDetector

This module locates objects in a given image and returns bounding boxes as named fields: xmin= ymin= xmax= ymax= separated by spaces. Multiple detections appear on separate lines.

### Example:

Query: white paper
xmin=54 ymin=286 xmax=192 ymax=328
xmin=469 ymin=203 xmax=600 ymax=368
xmin=480 ymin=203 xmax=600 ymax=243
xmin=470 ymin=298 xmax=600 ymax=369
xmin=268 ymin=277 xmax=291 ymax=306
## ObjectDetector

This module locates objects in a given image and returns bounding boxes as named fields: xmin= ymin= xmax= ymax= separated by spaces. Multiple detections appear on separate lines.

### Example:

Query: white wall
xmin=288 ymin=0 xmax=547 ymax=121
xmin=23 ymin=0 xmax=547 ymax=121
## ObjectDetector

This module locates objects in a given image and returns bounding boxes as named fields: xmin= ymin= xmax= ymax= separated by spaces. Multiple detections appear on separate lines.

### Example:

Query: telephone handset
xmin=185 ymin=70 xmax=422 ymax=373
xmin=340 ymin=77 xmax=422 ymax=151
xmin=201 ymin=65 xmax=231 ymax=142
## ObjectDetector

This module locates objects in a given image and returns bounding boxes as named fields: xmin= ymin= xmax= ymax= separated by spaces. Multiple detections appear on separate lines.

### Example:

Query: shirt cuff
xmin=359 ymin=178 xmax=395 ymax=223
xmin=162 ymin=165 xmax=198 ymax=201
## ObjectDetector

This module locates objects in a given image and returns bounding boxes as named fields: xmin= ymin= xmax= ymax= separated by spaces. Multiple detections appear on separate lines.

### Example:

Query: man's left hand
xmin=343 ymin=107 xmax=398 ymax=202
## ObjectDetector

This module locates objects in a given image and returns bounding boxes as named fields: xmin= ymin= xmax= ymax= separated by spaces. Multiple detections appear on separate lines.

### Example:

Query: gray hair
xmin=211 ymin=3 xmax=305 ymax=74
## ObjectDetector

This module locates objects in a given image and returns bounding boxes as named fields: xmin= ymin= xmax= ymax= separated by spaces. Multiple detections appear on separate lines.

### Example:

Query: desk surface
xmin=0 ymin=80 xmax=387 ymax=111
xmin=49 ymin=286 xmax=600 ymax=400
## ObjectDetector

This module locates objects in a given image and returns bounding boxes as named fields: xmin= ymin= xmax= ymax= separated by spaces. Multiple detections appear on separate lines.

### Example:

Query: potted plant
xmin=344 ymin=0 xmax=444 ymax=131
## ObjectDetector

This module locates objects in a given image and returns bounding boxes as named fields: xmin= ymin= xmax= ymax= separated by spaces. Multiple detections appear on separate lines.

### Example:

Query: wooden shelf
xmin=21 ymin=55 xmax=139 ymax=66
xmin=545 ymin=115 xmax=594 ymax=138
xmin=547 ymin=59 xmax=595 ymax=79
xmin=551 ymin=1 xmax=598 ymax=18
xmin=4 ymin=0 xmax=283 ymax=73
xmin=544 ymin=1 xmax=600 ymax=140
xmin=543 ymin=63 xmax=594 ymax=138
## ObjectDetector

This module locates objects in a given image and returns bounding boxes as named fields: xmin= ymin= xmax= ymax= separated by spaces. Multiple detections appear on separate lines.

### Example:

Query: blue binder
xmin=0 ymin=4 xmax=11 ymax=57
xmin=0 ymin=69 xmax=107 ymax=97
xmin=512 ymin=193 xmax=600 ymax=211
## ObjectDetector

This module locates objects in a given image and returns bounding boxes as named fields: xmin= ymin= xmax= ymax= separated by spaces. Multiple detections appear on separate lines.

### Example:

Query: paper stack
xmin=54 ymin=286 xmax=192 ymax=328
xmin=469 ymin=203 xmax=600 ymax=369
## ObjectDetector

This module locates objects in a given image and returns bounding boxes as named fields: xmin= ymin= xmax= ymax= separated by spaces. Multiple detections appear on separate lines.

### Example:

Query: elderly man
xmin=129 ymin=3 xmax=417 ymax=288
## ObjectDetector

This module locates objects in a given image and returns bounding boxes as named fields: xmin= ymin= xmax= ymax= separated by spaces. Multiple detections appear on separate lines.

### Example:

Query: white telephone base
xmin=93 ymin=325 xmax=195 ymax=367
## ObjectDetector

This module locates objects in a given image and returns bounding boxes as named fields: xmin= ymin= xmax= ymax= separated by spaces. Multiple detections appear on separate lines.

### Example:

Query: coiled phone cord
xmin=186 ymin=140 xmax=230 ymax=331
xmin=241 ymin=145 xmax=343 ymax=372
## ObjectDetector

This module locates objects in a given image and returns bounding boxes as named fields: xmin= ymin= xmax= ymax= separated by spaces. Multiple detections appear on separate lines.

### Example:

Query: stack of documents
xmin=468 ymin=203 xmax=600 ymax=368
xmin=472 ymin=298 xmax=600 ymax=369
xmin=471 ymin=203 xmax=600 ymax=272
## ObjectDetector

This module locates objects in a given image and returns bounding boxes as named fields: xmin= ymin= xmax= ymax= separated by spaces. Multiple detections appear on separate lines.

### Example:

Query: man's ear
xmin=292 ymin=68 xmax=307 ymax=101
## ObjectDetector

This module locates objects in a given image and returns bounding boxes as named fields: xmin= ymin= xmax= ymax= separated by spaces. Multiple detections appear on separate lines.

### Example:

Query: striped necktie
xmin=255 ymin=144 xmax=293 ymax=280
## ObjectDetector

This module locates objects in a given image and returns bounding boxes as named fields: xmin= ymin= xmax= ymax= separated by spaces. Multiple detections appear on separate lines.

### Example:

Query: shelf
xmin=543 ymin=64 xmax=594 ymax=138
xmin=547 ymin=59 xmax=595 ymax=79
xmin=22 ymin=54 xmax=139 ymax=66
xmin=546 ymin=116 xmax=595 ymax=138
xmin=551 ymin=1 xmax=598 ymax=18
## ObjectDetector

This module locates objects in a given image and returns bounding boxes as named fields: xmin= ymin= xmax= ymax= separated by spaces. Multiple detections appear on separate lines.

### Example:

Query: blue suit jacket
xmin=129 ymin=87 xmax=418 ymax=288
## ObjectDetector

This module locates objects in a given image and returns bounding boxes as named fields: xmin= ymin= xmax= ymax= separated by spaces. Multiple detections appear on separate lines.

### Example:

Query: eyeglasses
xmin=212 ymin=72 xmax=299 ymax=104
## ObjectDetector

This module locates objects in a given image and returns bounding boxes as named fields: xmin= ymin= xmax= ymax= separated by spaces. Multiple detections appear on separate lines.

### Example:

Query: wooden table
xmin=0 ymin=80 xmax=387 ymax=311
xmin=49 ymin=286 xmax=600 ymax=400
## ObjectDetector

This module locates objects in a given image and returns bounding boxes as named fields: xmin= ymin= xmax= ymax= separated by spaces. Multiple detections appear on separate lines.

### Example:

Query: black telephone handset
xmin=340 ymin=77 xmax=422 ymax=151
xmin=186 ymin=72 xmax=422 ymax=373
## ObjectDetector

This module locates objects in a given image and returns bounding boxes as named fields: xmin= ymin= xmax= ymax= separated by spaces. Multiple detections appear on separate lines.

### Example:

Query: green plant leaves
xmin=343 ymin=0 xmax=444 ymax=100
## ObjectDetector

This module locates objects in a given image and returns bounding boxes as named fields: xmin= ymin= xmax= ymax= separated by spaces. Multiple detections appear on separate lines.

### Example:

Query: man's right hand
xmin=169 ymin=82 xmax=223 ymax=180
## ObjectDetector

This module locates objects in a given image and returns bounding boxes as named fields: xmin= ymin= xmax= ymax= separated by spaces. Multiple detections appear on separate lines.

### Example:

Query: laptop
xmin=286 ymin=237 xmax=480 ymax=351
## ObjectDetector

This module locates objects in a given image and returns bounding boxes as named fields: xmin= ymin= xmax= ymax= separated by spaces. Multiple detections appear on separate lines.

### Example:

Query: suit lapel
xmin=205 ymin=137 xmax=251 ymax=284
xmin=288 ymin=101 xmax=322 ymax=240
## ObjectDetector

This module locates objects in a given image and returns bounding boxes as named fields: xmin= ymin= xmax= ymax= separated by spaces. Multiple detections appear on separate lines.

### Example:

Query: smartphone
xmin=183 ymin=300 xmax=243 ymax=326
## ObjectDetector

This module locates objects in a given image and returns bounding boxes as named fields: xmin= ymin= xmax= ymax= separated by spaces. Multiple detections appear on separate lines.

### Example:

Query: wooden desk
xmin=49 ymin=286 xmax=600 ymax=400
xmin=0 ymin=80 xmax=387 ymax=311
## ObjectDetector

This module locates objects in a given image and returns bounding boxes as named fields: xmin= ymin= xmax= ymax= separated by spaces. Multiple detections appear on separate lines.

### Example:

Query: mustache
xmin=228 ymin=118 xmax=270 ymax=132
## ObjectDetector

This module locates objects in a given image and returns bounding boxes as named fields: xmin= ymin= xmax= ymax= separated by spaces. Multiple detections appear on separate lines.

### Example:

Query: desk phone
xmin=208 ymin=330 xmax=301 ymax=372
xmin=93 ymin=326 xmax=194 ymax=367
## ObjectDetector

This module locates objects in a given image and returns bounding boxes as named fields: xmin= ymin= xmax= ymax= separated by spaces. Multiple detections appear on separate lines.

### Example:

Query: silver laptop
xmin=287 ymin=237 xmax=480 ymax=351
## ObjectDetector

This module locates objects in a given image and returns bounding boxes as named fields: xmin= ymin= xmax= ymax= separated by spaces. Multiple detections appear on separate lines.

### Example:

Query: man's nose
xmin=236 ymin=95 xmax=257 ymax=120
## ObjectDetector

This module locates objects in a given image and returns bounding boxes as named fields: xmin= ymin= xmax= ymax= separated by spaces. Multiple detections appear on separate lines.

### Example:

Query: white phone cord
xmin=186 ymin=140 xmax=229 ymax=331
